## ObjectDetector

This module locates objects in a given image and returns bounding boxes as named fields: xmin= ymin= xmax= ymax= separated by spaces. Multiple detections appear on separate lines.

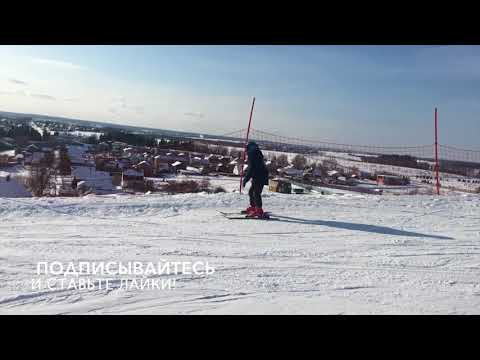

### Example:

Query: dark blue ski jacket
xmin=243 ymin=145 xmax=269 ymax=187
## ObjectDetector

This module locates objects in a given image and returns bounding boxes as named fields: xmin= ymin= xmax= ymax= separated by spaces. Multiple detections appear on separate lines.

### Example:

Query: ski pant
xmin=248 ymin=182 xmax=264 ymax=208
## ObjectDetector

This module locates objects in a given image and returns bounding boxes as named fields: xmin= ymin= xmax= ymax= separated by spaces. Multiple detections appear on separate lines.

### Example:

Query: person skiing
xmin=242 ymin=141 xmax=269 ymax=218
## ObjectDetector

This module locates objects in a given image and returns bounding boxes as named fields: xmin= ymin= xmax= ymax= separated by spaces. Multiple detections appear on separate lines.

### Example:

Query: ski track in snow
xmin=0 ymin=190 xmax=479 ymax=314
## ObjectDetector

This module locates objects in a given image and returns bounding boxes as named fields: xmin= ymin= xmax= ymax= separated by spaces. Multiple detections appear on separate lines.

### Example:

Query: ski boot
xmin=242 ymin=206 xmax=256 ymax=215
xmin=246 ymin=207 xmax=268 ymax=219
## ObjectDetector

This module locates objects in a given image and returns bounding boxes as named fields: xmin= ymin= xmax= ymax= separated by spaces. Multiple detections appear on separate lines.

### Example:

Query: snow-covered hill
xmin=0 ymin=172 xmax=31 ymax=198
xmin=0 ymin=190 xmax=479 ymax=314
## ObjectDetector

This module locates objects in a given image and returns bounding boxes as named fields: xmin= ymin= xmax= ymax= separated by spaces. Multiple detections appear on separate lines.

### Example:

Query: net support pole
xmin=434 ymin=107 xmax=441 ymax=195
xmin=239 ymin=97 xmax=256 ymax=193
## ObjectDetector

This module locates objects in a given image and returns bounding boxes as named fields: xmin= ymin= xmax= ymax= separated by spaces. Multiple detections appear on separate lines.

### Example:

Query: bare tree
xmin=229 ymin=149 xmax=242 ymax=158
xmin=276 ymin=154 xmax=289 ymax=168
xmin=26 ymin=166 xmax=52 ymax=197
xmin=322 ymin=158 xmax=338 ymax=171
xmin=217 ymin=146 xmax=229 ymax=156
xmin=349 ymin=166 xmax=360 ymax=177
xmin=199 ymin=179 xmax=211 ymax=192
xmin=292 ymin=155 xmax=307 ymax=170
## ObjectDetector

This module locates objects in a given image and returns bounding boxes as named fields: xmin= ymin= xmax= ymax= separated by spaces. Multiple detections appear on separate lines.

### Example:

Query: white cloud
xmin=184 ymin=112 xmax=205 ymax=118
xmin=0 ymin=89 xmax=56 ymax=101
xmin=30 ymin=93 xmax=56 ymax=101
xmin=0 ymin=89 xmax=27 ymax=96
xmin=9 ymin=78 xmax=28 ymax=85
xmin=31 ymin=58 xmax=87 ymax=70
xmin=131 ymin=106 xmax=145 ymax=114
xmin=109 ymin=97 xmax=144 ymax=115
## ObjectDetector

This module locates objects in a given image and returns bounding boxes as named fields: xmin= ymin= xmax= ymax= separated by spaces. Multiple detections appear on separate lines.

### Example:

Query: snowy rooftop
xmin=137 ymin=161 xmax=151 ymax=166
xmin=123 ymin=169 xmax=144 ymax=176
xmin=0 ymin=150 xmax=15 ymax=157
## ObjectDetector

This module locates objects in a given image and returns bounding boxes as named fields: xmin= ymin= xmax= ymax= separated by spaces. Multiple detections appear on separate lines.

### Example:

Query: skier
xmin=242 ymin=141 xmax=269 ymax=218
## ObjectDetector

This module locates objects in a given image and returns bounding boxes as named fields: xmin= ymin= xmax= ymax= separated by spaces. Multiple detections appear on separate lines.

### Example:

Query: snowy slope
xmin=0 ymin=172 xmax=31 ymax=198
xmin=0 ymin=190 xmax=479 ymax=314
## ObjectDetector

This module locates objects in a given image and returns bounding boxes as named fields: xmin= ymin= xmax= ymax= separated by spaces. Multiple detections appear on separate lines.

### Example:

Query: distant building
xmin=269 ymin=179 xmax=292 ymax=194
xmin=466 ymin=168 xmax=480 ymax=178
xmin=362 ymin=154 xmax=428 ymax=170
xmin=191 ymin=155 xmax=209 ymax=167
xmin=135 ymin=161 xmax=153 ymax=177
xmin=0 ymin=150 xmax=15 ymax=166
xmin=278 ymin=166 xmax=304 ymax=178
xmin=50 ymin=175 xmax=77 ymax=197
xmin=377 ymin=174 xmax=410 ymax=186
xmin=121 ymin=169 xmax=145 ymax=191
xmin=232 ymin=162 xmax=247 ymax=176
xmin=171 ymin=161 xmax=186 ymax=172
xmin=111 ymin=173 xmax=122 ymax=186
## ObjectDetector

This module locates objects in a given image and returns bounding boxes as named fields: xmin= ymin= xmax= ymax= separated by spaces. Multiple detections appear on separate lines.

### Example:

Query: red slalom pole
xmin=239 ymin=97 xmax=256 ymax=193
xmin=434 ymin=107 xmax=441 ymax=195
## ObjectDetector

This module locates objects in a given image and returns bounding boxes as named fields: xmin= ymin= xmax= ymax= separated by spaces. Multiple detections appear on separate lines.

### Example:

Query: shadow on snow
xmin=273 ymin=215 xmax=454 ymax=240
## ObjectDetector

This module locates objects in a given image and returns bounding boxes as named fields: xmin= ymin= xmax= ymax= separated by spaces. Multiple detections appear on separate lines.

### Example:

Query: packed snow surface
xmin=0 ymin=190 xmax=479 ymax=314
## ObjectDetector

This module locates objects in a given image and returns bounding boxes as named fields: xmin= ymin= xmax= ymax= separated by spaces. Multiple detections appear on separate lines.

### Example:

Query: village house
xmin=278 ymin=165 xmax=304 ymax=178
xmin=190 ymin=154 xmax=210 ymax=167
xmin=117 ymin=158 xmax=132 ymax=170
xmin=179 ymin=166 xmax=204 ymax=176
xmin=122 ymin=169 xmax=145 ymax=191
xmin=134 ymin=161 xmax=153 ymax=177
xmin=52 ymin=147 xmax=72 ymax=176
xmin=304 ymin=166 xmax=324 ymax=178
xmin=153 ymin=155 xmax=170 ymax=174
xmin=24 ymin=145 xmax=54 ymax=167
xmin=269 ymin=178 xmax=292 ymax=194
xmin=377 ymin=174 xmax=410 ymax=186
xmin=112 ymin=141 xmax=129 ymax=152
xmin=24 ymin=151 xmax=43 ymax=166
xmin=0 ymin=150 xmax=16 ymax=166
xmin=49 ymin=175 xmax=77 ymax=197
xmin=111 ymin=172 xmax=122 ymax=187
xmin=122 ymin=147 xmax=137 ymax=157
xmin=204 ymin=154 xmax=223 ymax=165
xmin=97 ymin=142 xmax=110 ymax=152
xmin=171 ymin=160 xmax=186 ymax=172
xmin=94 ymin=154 xmax=118 ymax=171
xmin=466 ymin=168 xmax=480 ymax=178
xmin=76 ymin=180 xmax=90 ymax=195
xmin=25 ymin=144 xmax=40 ymax=153
xmin=154 ymin=150 xmax=190 ymax=164
xmin=152 ymin=150 xmax=190 ymax=173
xmin=232 ymin=162 xmax=247 ymax=176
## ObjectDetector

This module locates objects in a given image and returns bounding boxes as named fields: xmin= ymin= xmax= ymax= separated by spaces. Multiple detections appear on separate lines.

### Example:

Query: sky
xmin=0 ymin=45 xmax=479 ymax=148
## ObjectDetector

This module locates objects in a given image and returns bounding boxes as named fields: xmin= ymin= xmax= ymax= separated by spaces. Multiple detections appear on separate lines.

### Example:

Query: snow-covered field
xmin=0 ymin=171 xmax=31 ymax=198
xmin=1 ymin=189 xmax=479 ymax=314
